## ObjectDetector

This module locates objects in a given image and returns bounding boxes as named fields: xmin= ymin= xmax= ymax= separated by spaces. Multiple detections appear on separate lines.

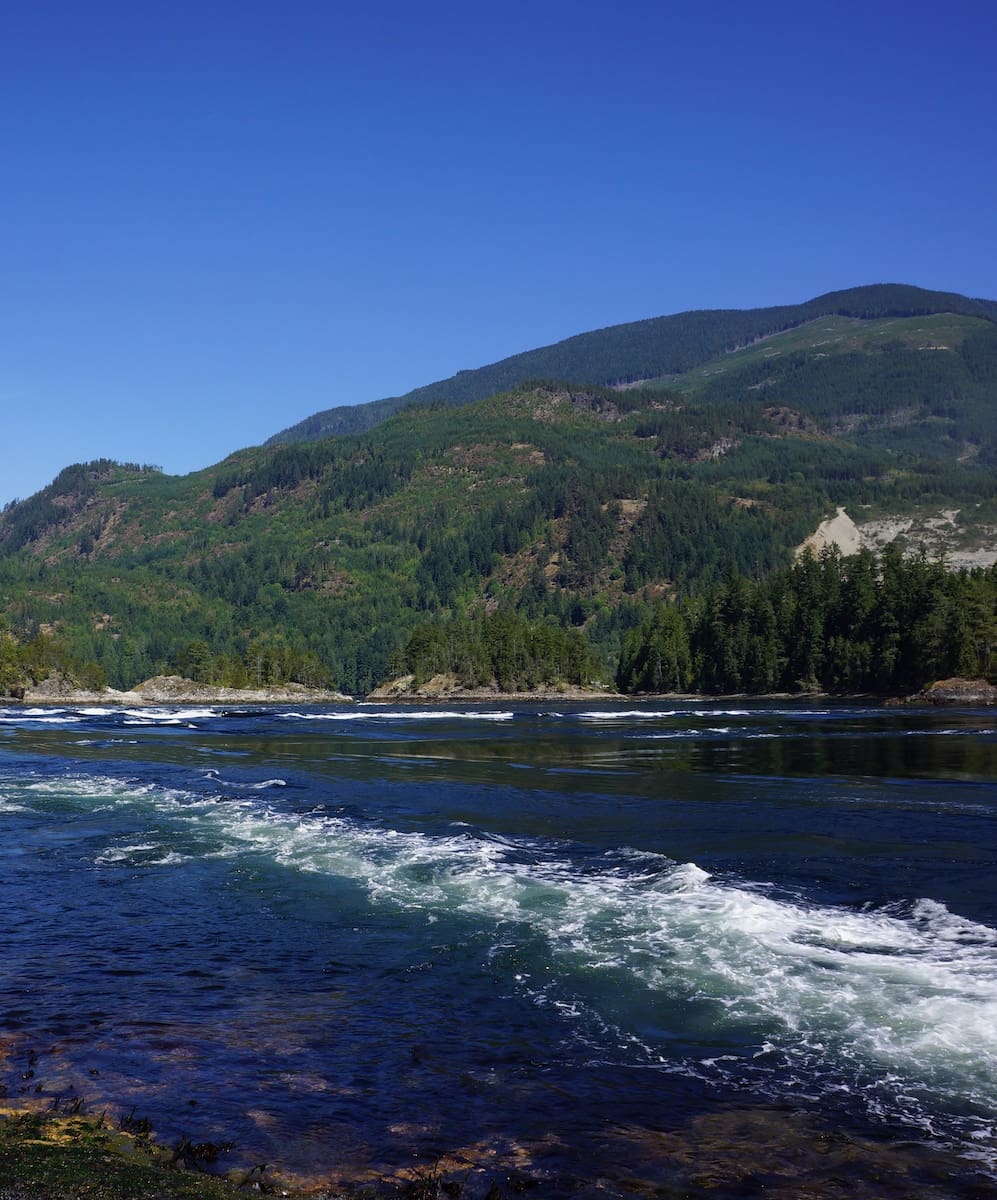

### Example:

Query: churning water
xmin=1 ymin=701 xmax=995 ymax=1196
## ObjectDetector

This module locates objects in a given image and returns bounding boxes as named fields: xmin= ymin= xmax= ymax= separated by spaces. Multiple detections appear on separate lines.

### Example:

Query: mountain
xmin=268 ymin=284 xmax=997 ymax=444
xmin=1 ymin=285 xmax=995 ymax=697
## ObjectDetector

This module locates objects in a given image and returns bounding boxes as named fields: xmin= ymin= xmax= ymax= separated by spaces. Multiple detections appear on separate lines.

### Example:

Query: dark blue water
xmin=1 ymin=701 xmax=995 ymax=1197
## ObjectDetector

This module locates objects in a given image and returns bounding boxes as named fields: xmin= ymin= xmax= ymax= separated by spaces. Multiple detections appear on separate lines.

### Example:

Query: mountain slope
xmin=2 ymin=321 xmax=995 ymax=696
xmin=268 ymin=284 xmax=997 ymax=444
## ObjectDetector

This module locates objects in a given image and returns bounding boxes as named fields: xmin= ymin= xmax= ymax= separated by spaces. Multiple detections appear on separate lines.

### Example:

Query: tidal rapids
xmin=1 ymin=701 xmax=995 ymax=1197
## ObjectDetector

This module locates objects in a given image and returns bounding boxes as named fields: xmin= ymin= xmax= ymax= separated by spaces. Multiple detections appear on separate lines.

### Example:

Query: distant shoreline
xmin=367 ymin=672 xmax=997 ymax=706
xmin=4 ymin=673 xmax=994 ymax=708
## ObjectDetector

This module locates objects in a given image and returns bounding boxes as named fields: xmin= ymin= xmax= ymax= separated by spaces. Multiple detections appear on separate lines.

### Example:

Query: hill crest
xmin=267 ymin=283 xmax=997 ymax=445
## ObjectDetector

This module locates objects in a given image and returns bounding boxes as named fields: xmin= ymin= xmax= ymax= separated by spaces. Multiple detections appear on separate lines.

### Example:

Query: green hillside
xmin=268 ymin=284 xmax=997 ymax=444
xmin=1 ymin=284 xmax=994 ymax=698
xmin=660 ymin=312 xmax=992 ymax=395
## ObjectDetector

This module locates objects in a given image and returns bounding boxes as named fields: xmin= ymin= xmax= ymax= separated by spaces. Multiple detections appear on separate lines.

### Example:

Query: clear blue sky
xmin=2 ymin=0 xmax=995 ymax=506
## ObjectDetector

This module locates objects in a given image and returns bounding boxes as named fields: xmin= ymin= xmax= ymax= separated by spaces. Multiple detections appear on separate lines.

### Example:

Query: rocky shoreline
xmin=366 ymin=672 xmax=997 ymax=707
xmin=365 ymin=671 xmax=613 ymax=701
xmin=884 ymin=677 xmax=997 ymax=707
xmin=15 ymin=674 xmax=354 ymax=706
xmin=2 ymin=1097 xmax=994 ymax=1200
xmin=4 ymin=672 xmax=994 ymax=708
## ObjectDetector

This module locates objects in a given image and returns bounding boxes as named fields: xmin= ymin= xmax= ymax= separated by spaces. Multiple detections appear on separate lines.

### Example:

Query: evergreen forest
xmin=1 ymin=285 xmax=995 ymax=698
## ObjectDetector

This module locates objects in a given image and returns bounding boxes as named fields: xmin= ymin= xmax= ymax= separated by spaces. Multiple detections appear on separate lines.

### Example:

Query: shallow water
xmin=1 ymin=701 xmax=995 ymax=1196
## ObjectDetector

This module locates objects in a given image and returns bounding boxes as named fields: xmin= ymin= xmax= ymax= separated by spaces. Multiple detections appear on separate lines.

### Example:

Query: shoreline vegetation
xmin=3 ymin=548 xmax=994 ymax=709
xmin=0 ymin=1104 xmax=276 ymax=1200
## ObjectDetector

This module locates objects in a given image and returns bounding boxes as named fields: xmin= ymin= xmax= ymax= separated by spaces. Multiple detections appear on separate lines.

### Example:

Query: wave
xmin=567 ymin=707 xmax=852 ymax=723
xmin=24 ymin=774 xmax=153 ymax=800
xmin=125 ymin=707 xmax=218 ymax=720
xmin=12 ymin=768 xmax=996 ymax=1155
xmin=279 ymin=709 xmax=515 ymax=722
xmin=94 ymin=841 xmax=189 ymax=867
xmin=0 ymin=706 xmax=218 ymax=725
xmin=201 ymin=770 xmax=288 ymax=790
xmin=575 ymin=708 xmax=754 ymax=720
xmin=95 ymin=781 xmax=997 ymax=1096
xmin=925 ymin=728 xmax=997 ymax=737
xmin=0 ymin=709 xmax=83 ymax=725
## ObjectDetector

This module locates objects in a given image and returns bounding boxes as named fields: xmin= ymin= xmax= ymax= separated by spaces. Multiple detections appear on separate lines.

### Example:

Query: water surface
xmin=1 ymin=701 xmax=995 ymax=1196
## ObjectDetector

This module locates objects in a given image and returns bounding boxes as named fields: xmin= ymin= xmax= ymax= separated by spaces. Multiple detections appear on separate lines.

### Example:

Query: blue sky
xmin=2 ymin=0 xmax=995 ymax=506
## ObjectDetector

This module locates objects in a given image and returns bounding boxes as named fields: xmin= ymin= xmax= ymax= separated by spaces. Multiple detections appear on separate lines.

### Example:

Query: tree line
xmin=616 ymin=546 xmax=996 ymax=695
xmin=392 ymin=608 xmax=598 ymax=692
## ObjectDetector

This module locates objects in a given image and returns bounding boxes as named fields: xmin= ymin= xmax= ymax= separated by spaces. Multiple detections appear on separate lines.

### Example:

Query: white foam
xmin=95 ymin=841 xmax=158 ymax=862
xmin=926 ymin=728 xmax=996 ymax=737
xmin=577 ymin=709 xmax=753 ymax=720
xmin=24 ymin=774 xmax=152 ymax=799
xmin=15 ymin=768 xmax=997 ymax=1148
xmin=137 ymin=792 xmax=997 ymax=1078
xmin=0 ymin=712 xmax=82 ymax=724
xmin=281 ymin=709 xmax=514 ymax=721
xmin=225 ymin=808 xmax=996 ymax=1129
xmin=122 ymin=707 xmax=218 ymax=722
xmin=95 ymin=841 xmax=188 ymax=867
xmin=202 ymin=770 xmax=288 ymax=790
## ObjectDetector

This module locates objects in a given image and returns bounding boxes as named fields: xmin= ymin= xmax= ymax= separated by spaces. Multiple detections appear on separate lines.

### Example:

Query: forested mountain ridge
xmin=1 ymin=287 xmax=995 ymax=697
xmin=268 ymin=284 xmax=997 ymax=444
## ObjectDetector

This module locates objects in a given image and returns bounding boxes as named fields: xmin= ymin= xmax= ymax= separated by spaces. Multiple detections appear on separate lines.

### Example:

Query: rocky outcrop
xmin=367 ymin=672 xmax=613 ymax=701
xmin=887 ymin=677 xmax=997 ymax=706
xmin=22 ymin=673 xmax=353 ymax=705
xmin=796 ymin=507 xmax=863 ymax=558
xmin=796 ymin=507 xmax=997 ymax=570
xmin=127 ymin=675 xmax=353 ymax=704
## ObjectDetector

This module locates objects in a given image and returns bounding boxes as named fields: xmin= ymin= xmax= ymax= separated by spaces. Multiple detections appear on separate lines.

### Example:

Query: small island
xmin=19 ymin=673 xmax=353 ymax=706
xmin=367 ymin=670 xmax=612 ymax=701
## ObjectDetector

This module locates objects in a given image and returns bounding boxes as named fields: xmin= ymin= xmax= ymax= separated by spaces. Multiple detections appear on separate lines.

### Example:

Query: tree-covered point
xmin=617 ymin=547 xmax=997 ymax=696
xmin=0 ymin=617 xmax=108 ymax=696
xmin=393 ymin=607 xmax=600 ymax=691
